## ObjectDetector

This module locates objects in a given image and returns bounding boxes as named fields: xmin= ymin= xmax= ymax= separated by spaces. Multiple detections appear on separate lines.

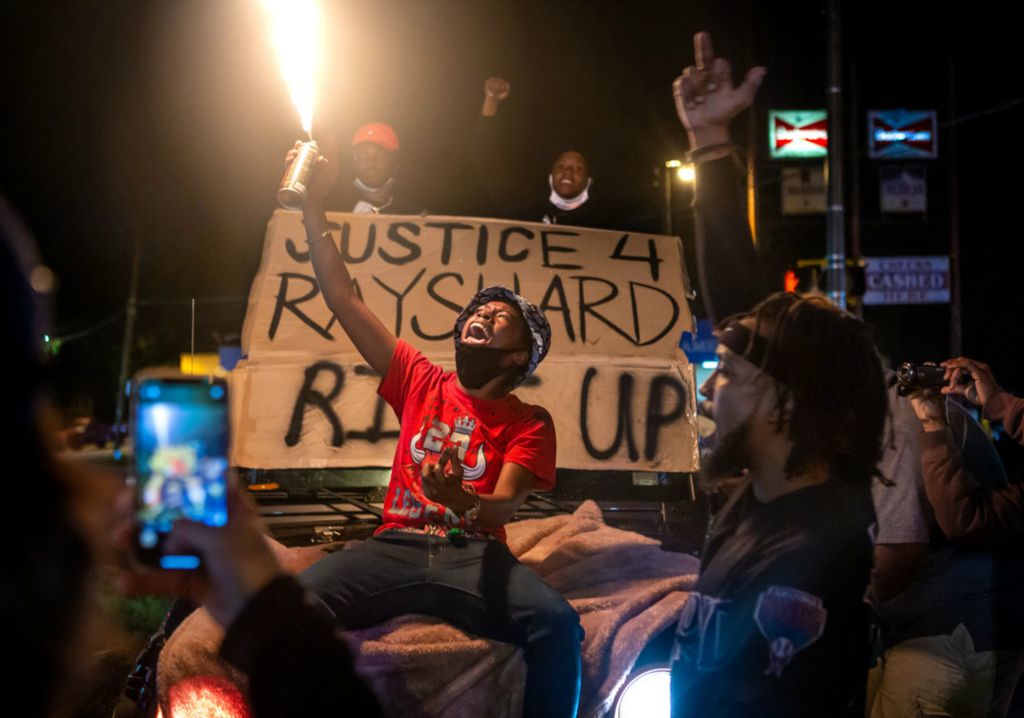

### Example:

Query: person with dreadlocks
xmin=669 ymin=292 xmax=888 ymax=717
xmin=292 ymin=148 xmax=583 ymax=718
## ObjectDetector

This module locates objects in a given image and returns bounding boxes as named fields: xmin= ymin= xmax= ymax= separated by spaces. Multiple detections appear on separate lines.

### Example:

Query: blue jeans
xmin=298 ymin=530 xmax=583 ymax=718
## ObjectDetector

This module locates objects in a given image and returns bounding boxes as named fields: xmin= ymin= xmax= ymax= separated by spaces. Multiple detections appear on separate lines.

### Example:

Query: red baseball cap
xmin=351 ymin=122 xmax=399 ymax=152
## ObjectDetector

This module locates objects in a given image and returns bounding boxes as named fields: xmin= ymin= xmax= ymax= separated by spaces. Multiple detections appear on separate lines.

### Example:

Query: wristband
xmin=686 ymin=142 xmax=736 ymax=164
xmin=305 ymin=228 xmax=333 ymax=247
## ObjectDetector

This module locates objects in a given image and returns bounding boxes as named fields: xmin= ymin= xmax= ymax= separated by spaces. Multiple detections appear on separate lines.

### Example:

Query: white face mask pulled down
xmin=352 ymin=176 xmax=395 ymax=213
xmin=547 ymin=175 xmax=592 ymax=211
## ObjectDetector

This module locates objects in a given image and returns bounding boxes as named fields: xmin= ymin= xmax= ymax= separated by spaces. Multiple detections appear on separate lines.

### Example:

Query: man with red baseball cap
xmin=349 ymin=122 xmax=403 ymax=213
xmin=296 ymin=121 xmax=422 ymax=215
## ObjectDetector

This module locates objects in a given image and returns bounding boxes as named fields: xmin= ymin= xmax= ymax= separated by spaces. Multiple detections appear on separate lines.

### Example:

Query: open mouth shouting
xmin=462 ymin=320 xmax=492 ymax=345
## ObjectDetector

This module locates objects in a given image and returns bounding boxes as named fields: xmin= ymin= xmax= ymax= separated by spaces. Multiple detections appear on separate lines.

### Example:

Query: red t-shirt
xmin=376 ymin=340 xmax=556 ymax=542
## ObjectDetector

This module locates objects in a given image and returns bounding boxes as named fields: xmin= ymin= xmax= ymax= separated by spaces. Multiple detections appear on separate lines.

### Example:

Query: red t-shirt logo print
xmin=409 ymin=414 xmax=488 ymax=481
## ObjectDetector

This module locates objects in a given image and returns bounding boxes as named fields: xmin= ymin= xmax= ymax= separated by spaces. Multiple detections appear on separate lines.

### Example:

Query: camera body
xmin=895 ymin=362 xmax=947 ymax=390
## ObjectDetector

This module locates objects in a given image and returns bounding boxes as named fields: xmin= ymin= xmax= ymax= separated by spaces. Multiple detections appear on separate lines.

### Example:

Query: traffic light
xmin=784 ymin=258 xmax=866 ymax=299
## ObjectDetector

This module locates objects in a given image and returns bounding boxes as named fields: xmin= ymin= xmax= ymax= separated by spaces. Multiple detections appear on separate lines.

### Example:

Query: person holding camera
xmin=866 ymin=356 xmax=1024 ymax=717
xmin=909 ymin=357 xmax=1024 ymax=546
xmin=869 ymin=368 xmax=1019 ymax=718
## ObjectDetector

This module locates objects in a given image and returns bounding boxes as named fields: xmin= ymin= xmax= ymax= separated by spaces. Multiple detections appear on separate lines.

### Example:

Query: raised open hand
xmin=673 ymin=32 xmax=766 ymax=147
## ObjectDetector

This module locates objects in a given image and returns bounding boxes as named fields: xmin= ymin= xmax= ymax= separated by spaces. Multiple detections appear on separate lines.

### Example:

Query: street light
xmin=662 ymin=160 xmax=696 ymax=235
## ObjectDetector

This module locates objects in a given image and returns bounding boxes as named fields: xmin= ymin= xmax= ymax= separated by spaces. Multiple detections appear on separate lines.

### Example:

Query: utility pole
xmin=663 ymin=164 xmax=674 ymax=236
xmin=849 ymin=63 xmax=863 ymax=317
xmin=825 ymin=0 xmax=847 ymax=309
xmin=948 ymin=59 xmax=963 ymax=357
xmin=113 ymin=236 xmax=140 ymax=448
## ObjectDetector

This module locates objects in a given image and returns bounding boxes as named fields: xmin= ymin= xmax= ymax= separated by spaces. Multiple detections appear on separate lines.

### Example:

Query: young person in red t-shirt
xmin=288 ymin=147 xmax=582 ymax=718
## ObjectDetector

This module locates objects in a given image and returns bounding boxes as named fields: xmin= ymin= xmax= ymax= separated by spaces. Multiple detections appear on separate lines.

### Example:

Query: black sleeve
xmin=473 ymin=115 xmax=541 ymax=221
xmin=693 ymin=155 xmax=769 ymax=323
xmin=220 ymin=576 xmax=382 ymax=718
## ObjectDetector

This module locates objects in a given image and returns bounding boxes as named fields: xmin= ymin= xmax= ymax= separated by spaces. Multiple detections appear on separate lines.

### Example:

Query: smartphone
xmin=132 ymin=373 xmax=230 ymax=569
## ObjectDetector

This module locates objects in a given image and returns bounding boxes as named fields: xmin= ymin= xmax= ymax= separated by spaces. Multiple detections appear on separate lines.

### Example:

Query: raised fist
xmin=484 ymin=77 xmax=511 ymax=102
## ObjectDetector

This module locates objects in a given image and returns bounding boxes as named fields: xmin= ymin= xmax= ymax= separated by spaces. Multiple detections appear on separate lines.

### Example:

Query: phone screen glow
xmin=135 ymin=380 xmax=229 ymax=558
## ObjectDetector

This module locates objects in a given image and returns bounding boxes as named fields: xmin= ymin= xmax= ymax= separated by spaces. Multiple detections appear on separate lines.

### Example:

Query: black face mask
xmin=455 ymin=344 xmax=525 ymax=390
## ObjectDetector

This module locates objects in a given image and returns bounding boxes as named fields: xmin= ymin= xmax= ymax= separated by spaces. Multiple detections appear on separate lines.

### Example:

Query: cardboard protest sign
xmin=232 ymin=211 xmax=698 ymax=472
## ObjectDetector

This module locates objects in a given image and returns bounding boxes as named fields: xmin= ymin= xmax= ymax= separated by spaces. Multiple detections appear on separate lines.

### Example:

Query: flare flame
xmin=260 ymin=0 xmax=322 ymax=137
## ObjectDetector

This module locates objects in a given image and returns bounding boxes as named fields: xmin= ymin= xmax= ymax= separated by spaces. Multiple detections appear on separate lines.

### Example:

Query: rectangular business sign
xmin=880 ymin=166 xmax=927 ymax=213
xmin=769 ymin=110 xmax=828 ymax=159
xmin=868 ymin=110 xmax=938 ymax=159
xmin=782 ymin=165 xmax=827 ymax=214
xmin=863 ymin=255 xmax=949 ymax=305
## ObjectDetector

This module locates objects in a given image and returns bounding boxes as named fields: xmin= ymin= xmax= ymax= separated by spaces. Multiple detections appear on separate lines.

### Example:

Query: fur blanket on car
xmin=158 ymin=500 xmax=698 ymax=717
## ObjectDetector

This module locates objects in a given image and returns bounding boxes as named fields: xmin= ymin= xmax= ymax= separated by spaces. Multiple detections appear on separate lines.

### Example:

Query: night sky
xmin=2 ymin=1 xmax=1021 ymax=419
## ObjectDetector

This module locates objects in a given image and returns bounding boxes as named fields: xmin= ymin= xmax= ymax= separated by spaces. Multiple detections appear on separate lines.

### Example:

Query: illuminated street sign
xmin=868 ymin=110 xmax=938 ymax=159
xmin=769 ymin=110 xmax=828 ymax=159
xmin=863 ymin=255 xmax=949 ymax=305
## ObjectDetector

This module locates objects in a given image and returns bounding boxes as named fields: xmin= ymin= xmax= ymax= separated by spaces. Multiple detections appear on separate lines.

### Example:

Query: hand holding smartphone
xmin=131 ymin=373 xmax=230 ymax=570
xmin=122 ymin=371 xmax=285 ymax=624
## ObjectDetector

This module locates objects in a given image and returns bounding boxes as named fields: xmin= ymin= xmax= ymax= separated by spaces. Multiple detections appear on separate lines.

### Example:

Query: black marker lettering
xmin=629 ymin=281 xmax=681 ymax=346
xmin=539 ymin=274 xmax=576 ymax=342
xmin=541 ymin=229 xmax=583 ymax=270
xmin=340 ymin=222 xmax=376 ymax=264
xmin=610 ymin=234 xmax=663 ymax=281
xmin=425 ymin=222 xmax=474 ymax=265
xmin=573 ymin=276 xmax=636 ymax=345
xmin=285 ymin=361 xmax=345 ymax=447
xmin=476 ymin=225 xmax=489 ymax=266
xmin=380 ymin=222 xmax=422 ymax=265
xmin=269 ymin=273 xmax=335 ymax=341
xmin=412 ymin=272 xmax=464 ymax=341
xmin=579 ymin=368 xmax=639 ymax=461
xmin=499 ymin=227 xmax=533 ymax=262
xmin=373 ymin=268 xmax=427 ymax=336
xmin=347 ymin=396 xmax=401 ymax=443
xmin=644 ymin=374 xmax=687 ymax=460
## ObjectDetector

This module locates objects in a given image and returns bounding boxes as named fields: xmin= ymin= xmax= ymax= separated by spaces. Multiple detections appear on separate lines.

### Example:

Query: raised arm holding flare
xmin=673 ymin=31 xmax=769 ymax=322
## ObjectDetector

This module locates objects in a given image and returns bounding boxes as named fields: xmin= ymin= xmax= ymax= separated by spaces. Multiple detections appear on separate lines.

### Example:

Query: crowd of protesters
xmin=4 ymin=24 xmax=1023 ymax=718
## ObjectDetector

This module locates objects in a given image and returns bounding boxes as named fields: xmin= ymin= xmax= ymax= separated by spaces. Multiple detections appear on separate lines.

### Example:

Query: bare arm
xmin=296 ymin=147 xmax=396 ymax=376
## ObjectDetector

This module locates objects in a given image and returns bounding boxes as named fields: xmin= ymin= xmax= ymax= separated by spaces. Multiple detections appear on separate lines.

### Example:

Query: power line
xmin=940 ymin=97 xmax=1023 ymax=129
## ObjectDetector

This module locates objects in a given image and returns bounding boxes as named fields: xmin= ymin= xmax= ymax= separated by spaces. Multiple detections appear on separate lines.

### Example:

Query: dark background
xmin=2 ymin=0 xmax=1020 ymax=420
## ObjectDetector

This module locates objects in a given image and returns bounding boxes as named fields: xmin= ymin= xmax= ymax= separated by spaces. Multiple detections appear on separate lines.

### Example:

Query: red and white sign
xmin=863 ymin=255 xmax=949 ymax=305
xmin=769 ymin=110 xmax=829 ymax=159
